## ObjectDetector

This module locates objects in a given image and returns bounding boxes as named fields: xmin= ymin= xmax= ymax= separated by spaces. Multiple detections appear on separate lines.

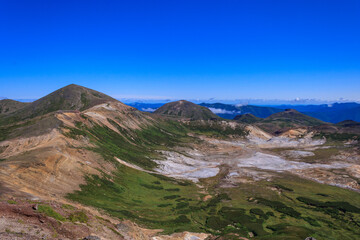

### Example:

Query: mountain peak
xmin=266 ymin=109 xmax=324 ymax=124
xmin=284 ymin=108 xmax=299 ymax=113
xmin=57 ymin=83 xmax=97 ymax=91
xmin=61 ymin=83 xmax=87 ymax=90
xmin=154 ymin=100 xmax=220 ymax=120
xmin=0 ymin=84 xmax=118 ymax=123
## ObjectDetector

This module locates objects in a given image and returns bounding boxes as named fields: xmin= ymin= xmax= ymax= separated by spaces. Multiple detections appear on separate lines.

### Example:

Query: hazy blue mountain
xmin=306 ymin=106 xmax=360 ymax=123
xmin=272 ymin=102 xmax=360 ymax=112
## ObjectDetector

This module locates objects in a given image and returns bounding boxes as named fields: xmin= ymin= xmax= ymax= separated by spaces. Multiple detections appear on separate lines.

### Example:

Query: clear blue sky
xmin=1 ymin=0 xmax=359 ymax=100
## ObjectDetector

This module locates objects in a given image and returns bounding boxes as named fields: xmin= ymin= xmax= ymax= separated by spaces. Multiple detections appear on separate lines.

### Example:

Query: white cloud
xmin=141 ymin=107 xmax=157 ymax=112
xmin=235 ymin=103 xmax=247 ymax=107
xmin=208 ymin=108 xmax=241 ymax=114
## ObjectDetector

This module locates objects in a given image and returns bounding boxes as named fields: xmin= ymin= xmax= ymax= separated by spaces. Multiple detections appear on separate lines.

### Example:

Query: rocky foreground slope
xmin=0 ymin=85 xmax=360 ymax=240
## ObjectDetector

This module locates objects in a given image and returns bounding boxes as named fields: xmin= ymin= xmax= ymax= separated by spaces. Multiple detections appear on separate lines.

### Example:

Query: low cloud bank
xmin=141 ymin=107 xmax=157 ymax=112
xmin=208 ymin=107 xmax=241 ymax=115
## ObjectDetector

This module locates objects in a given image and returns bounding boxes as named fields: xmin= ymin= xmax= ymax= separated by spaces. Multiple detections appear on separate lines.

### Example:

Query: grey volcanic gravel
xmin=236 ymin=152 xmax=349 ymax=171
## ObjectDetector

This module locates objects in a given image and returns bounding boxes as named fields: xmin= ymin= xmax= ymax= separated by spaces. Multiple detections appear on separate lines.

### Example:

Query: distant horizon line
xmin=2 ymin=96 xmax=359 ymax=105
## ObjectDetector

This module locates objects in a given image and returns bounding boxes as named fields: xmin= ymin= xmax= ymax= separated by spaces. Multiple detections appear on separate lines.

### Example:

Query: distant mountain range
xmin=305 ymin=106 xmax=360 ymax=123
xmin=267 ymin=102 xmax=360 ymax=112
xmin=128 ymin=102 xmax=360 ymax=123
xmin=3 ymin=93 xmax=360 ymax=123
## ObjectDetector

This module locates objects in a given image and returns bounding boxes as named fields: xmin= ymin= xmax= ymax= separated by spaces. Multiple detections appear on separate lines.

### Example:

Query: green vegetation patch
xmin=38 ymin=204 xmax=66 ymax=222
xmin=273 ymin=184 xmax=294 ymax=192
xmin=140 ymin=183 xmax=164 ymax=190
xmin=314 ymin=132 xmax=359 ymax=142
xmin=297 ymin=196 xmax=360 ymax=225
xmin=256 ymin=198 xmax=301 ymax=219
xmin=250 ymin=208 xmax=267 ymax=219
xmin=61 ymin=204 xmax=76 ymax=210
xmin=68 ymin=211 xmax=88 ymax=223
xmin=67 ymin=165 xmax=202 ymax=233
xmin=297 ymin=197 xmax=360 ymax=213
xmin=217 ymin=206 xmax=268 ymax=237
xmin=7 ymin=200 xmax=17 ymax=204
xmin=266 ymin=223 xmax=313 ymax=240
xmin=205 ymin=216 xmax=230 ymax=230
xmin=165 ymin=188 xmax=180 ymax=192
